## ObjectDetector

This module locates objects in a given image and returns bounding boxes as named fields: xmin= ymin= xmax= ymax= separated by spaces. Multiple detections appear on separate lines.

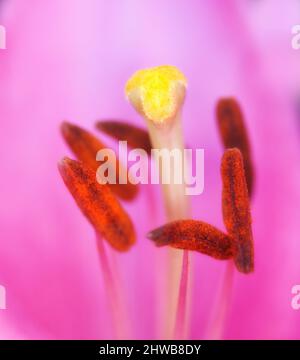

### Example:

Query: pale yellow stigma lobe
xmin=125 ymin=65 xmax=187 ymax=124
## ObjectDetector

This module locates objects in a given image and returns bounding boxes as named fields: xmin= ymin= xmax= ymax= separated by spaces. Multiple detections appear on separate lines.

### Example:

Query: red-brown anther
xmin=216 ymin=98 xmax=254 ymax=197
xmin=148 ymin=220 xmax=235 ymax=260
xmin=221 ymin=148 xmax=254 ymax=273
xmin=61 ymin=121 xmax=138 ymax=201
xmin=96 ymin=120 xmax=152 ymax=155
xmin=58 ymin=157 xmax=136 ymax=251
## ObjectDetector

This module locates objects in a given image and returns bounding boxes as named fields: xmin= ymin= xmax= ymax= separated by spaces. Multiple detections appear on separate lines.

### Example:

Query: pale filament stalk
xmin=96 ymin=234 xmax=129 ymax=339
xmin=147 ymin=112 xmax=191 ymax=339
xmin=207 ymin=261 xmax=235 ymax=339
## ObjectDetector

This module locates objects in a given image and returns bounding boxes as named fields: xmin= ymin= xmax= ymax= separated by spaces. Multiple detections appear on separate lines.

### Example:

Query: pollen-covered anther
xmin=216 ymin=98 xmax=254 ymax=196
xmin=61 ymin=121 xmax=138 ymax=201
xmin=125 ymin=65 xmax=187 ymax=125
xmin=221 ymin=148 xmax=254 ymax=273
xmin=58 ymin=157 xmax=136 ymax=251
xmin=148 ymin=220 xmax=236 ymax=260
xmin=96 ymin=120 xmax=152 ymax=154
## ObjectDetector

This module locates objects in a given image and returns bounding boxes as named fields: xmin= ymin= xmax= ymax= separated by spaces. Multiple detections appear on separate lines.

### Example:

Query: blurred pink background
xmin=0 ymin=0 xmax=300 ymax=339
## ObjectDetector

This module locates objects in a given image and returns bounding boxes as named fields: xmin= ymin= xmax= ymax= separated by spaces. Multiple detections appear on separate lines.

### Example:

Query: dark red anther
xmin=96 ymin=120 xmax=152 ymax=154
xmin=58 ymin=157 xmax=136 ymax=251
xmin=148 ymin=220 xmax=235 ymax=260
xmin=61 ymin=121 xmax=138 ymax=201
xmin=221 ymin=148 xmax=254 ymax=273
xmin=216 ymin=98 xmax=254 ymax=197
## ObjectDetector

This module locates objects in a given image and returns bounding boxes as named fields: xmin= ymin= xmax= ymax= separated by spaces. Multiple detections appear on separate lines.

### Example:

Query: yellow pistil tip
xmin=125 ymin=65 xmax=187 ymax=124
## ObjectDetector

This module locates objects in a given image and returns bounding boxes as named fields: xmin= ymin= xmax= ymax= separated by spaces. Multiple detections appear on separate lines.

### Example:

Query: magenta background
xmin=0 ymin=0 xmax=300 ymax=339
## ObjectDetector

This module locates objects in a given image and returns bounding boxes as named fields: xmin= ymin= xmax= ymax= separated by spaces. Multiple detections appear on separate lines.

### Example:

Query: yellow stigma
xmin=125 ymin=65 xmax=187 ymax=124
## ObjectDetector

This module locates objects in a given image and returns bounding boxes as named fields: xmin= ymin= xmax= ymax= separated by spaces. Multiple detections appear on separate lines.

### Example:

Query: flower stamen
xmin=58 ymin=157 xmax=136 ymax=251
xmin=96 ymin=120 xmax=152 ymax=154
xmin=216 ymin=98 xmax=254 ymax=196
xmin=221 ymin=148 xmax=254 ymax=273
xmin=61 ymin=121 xmax=138 ymax=201
xmin=148 ymin=220 xmax=235 ymax=260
